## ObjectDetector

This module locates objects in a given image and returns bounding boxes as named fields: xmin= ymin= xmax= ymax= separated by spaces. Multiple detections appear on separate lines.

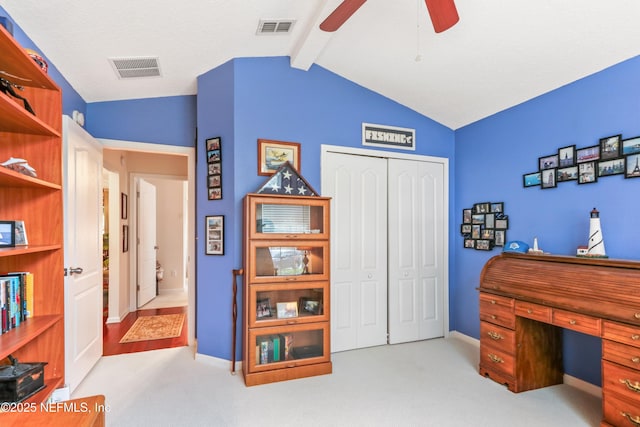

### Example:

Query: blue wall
xmin=454 ymin=55 xmax=640 ymax=386
xmin=196 ymin=57 xmax=455 ymax=361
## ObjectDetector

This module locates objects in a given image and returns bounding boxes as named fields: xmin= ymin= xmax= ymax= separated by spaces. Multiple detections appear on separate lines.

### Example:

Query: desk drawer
xmin=480 ymin=342 xmax=514 ymax=377
xmin=603 ymin=391 xmax=640 ymax=427
xmin=603 ymin=360 xmax=640 ymax=403
xmin=480 ymin=321 xmax=515 ymax=351
xmin=603 ymin=340 xmax=640 ymax=371
xmin=479 ymin=293 xmax=514 ymax=329
xmin=552 ymin=309 xmax=601 ymax=336
xmin=603 ymin=321 xmax=640 ymax=349
xmin=515 ymin=300 xmax=552 ymax=323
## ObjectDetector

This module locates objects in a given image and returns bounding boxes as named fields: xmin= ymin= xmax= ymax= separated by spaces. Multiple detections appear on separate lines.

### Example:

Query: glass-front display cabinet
xmin=243 ymin=193 xmax=332 ymax=386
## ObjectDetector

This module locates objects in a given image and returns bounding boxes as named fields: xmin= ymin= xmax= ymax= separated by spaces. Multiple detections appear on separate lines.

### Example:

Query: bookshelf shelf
xmin=0 ymin=23 xmax=64 ymax=404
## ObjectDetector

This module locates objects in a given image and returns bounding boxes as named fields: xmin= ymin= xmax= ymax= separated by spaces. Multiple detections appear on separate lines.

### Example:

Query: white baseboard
xmin=449 ymin=330 xmax=602 ymax=398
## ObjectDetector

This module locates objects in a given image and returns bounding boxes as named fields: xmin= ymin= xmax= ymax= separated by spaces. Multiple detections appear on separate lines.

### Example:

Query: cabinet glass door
xmin=248 ymin=322 xmax=330 ymax=373
xmin=247 ymin=195 xmax=329 ymax=240
xmin=249 ymin=282 xmax=328 ymax=327
xmin=249 ymin=240 xmax=329 ymax=283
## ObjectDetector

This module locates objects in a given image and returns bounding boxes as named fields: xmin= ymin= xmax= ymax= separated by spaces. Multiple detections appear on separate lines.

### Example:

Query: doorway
xmin=100 ymin=139 xmax=196 ymax=353
xmin=321 ymin=145 xmax=449 ymax=353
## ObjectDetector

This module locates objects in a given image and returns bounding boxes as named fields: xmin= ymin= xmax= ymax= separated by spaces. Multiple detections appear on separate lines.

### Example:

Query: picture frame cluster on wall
xmin=206 ymin=137 xmax=222 ymax=200
xmin=461 ymin=202 xmax=508 ymax=251
xmin=524 ymin=134 xmax=640 ymax=188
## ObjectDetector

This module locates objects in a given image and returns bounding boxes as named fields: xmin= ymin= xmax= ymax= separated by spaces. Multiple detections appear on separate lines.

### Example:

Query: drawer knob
xmin=487 ymin=331 xmax=503 ymax=340
xmin=569 ymin=319 xmax=577 ymax=325
xmin=620 ymin=412 xmax=640 ymax=426
xmin=620 ymin=379 xmax=640 ymax=393
xmin=633 ymin=334 xmax=640 ymax=341
xmin=490 ymin=300 xmax=496 ymax=304
xmin=527 ymin=309 xmax=533 ymax=314
xmin=632 ymin=357 xmax=640 ymax=364
xmin=488 ymin=353 xmax=504 ymax=364
xmin=491 ymin=315 xmax=497 ymax=320
xmin=635 ymin=313 xmax=640 ymax=319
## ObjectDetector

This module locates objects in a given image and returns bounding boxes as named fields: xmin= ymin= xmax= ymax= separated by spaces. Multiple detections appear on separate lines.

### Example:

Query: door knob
xmin=65 ymin=267 xmax=84 ymax=276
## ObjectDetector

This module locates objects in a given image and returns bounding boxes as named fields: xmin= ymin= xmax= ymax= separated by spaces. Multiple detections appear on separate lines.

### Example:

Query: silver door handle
xmin=65 ymin=267 xmax=84 ymax=276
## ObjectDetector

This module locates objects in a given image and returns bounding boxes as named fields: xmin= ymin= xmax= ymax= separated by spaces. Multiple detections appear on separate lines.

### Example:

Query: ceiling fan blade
xmin=424 ymin=0 xmax=459 ymax=33
xmin=320 ymin=0 xmax=367 ymax=32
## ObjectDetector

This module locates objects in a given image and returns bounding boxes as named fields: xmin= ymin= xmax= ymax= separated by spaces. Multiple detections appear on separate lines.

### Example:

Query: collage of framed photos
xmin=524 ymin=134 xmax=640 ymax=189
xmin=206 ymin=137 xmax=222 ymax=200
xmin=461 ymin=202 xmax=509 ymax=251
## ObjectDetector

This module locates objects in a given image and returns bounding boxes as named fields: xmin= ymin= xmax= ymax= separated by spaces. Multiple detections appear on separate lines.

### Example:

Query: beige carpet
xmin=119 ymin=314 xmax=185 ymax=343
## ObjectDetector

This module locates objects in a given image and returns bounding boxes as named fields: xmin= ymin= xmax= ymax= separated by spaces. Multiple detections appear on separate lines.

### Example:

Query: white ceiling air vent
xmin=109 ymin=57 xmax=161 ymax=79
xmin=257 ymin=20 xmax=295 ymax=35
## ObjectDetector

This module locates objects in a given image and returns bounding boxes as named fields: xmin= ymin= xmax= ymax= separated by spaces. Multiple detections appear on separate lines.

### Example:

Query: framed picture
xmin=494 ymin=230 xmax=506 ymax=247
xmin=206 ymin=137 xmax=223 ymax=200
xmin=490 ymin=203 xmax=503 ymax=213
xmin=464 ymin=239 xmax=475 ymax=249
xmin=484 ymin=213 xmax=495 ymax=229
xmin=461 ymin=224 xmax=472 ymax=234
xmin=205 ymin=215 xmax=224 ymax=255
xmin=539 ymin=154 xmax=559 ymax=170
xmin=476 ymin=239 xmax=493 ymax=251
xmin=599 ymin=134 xmax=621 ymax=160
xmin=14 ymin=220 xmax=27 ymax=245
xmin=471 ymin=214 xmax=485 ymax=225
xmin=625 ymin=154 xmax=640 ymax=179
xmin=578 ymin=161 xmax=597 ymax=184
xmin=481 ymin=229 xmax=494 ymax=240
xmin=495 ymin=217 xmax=509 ymax=230
xmin=541 ymin=168 xmax=557 ymax=189
xmin=276 ymin=301 xmax=298 ymax=319
xmin=0 ymin=221 xmax=16 ymax=247
xmin=576 ymin=145 xmax=600 ymax=163
xmin=208 ymin=187 xmax=222 ymax=201
xmin=208 ymin=174 xmax=221 ymax=188
xmin=598 ymin=158 xmax=624 ymax=177
xmin=206 ymin=136 xmax=221 ymax=151
xmin=122 ymin=225 xmax=129 ymax=253
xmin=462 ymin=208 xmax=472 ymax=224
xmin=558 ymin=145 xmax=576 ymax=167
xmin=471 ymin=225 xmax=481 ymax=239
xmin=557 ymin=166 xmax=578 ymax=182
xmin=473 ymin=202 xmax=490 ymax=214
xmin=622 ymin=136 xmax=640 ymax=155
xmin=256 ymin=298 xmax=273 ymax=319
xmin=523 ymin=172 xmax=541 ymax=187
xmin=121 ymin=193 xmax=128 ymax=219
xmin=299 ymin=297 xmax=321 ymax=315
xmin=258 ymin=139 xmax=301 ymax=176
xmin=208 ymin=162 xmax=221 ymax=175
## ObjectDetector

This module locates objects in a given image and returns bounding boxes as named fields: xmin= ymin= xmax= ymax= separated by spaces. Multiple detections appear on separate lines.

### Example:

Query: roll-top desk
xmin=478 ymin=253 xmax=640 ymax=427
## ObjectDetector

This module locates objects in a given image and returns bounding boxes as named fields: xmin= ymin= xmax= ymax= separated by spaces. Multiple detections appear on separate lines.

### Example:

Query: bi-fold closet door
xmin=323 ymin=150 xmax=446 ymax=353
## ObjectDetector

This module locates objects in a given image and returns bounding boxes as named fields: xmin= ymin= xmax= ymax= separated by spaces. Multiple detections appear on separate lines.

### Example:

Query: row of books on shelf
xmin=255 ymin=334 xmax=323 ymax=365
xmin=0 ymin=272 xmax=34 ymax=335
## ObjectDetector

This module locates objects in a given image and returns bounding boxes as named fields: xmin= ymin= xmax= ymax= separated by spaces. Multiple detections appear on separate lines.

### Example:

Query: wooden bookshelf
xmin=0 ymin=23 xmax=64 ymax=403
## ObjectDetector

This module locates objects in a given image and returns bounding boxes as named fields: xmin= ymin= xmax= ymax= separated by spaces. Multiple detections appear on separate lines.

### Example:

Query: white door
xmin=323 ymin=152 xmax=388 ymax=352
xmin=63 ymin=116 xmax=103 ymax=394
xmin=137 ymin=178 xmax=157 ymax=307
xmin=388 ymin=159 xmax=445 ymax=344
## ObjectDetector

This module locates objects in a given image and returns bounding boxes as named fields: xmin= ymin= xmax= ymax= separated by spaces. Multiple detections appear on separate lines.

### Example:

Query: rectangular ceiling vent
xmin=109 ymin=57 xmax=161 ymax=79
xmin=257 ymin=20 xmax=295 ymax=35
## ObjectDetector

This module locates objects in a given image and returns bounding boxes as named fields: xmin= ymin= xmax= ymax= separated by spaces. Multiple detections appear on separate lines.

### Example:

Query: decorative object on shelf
xmin=205 ymin=215 xmax=224 ymax=255
xmin=461 ymin=201 xmax=508 ymax=250
xmin=257 ymin=139 xmax=300 ymax=176
xmin=0 ymin=221 xmax=16 ymax=247
xmin=298 ymin=246 xmax=312 ymax=274
xmin=528 ymin=237 xmax=544 ymax=254
xmin=206 ymin=137 xmax=222 ymax=200
xmin=524 ymin=133 xmax=639 ymax=188
xmin=0 ymin=77 xmax=35 ymax=115
xmin=255 ymin=161 xmax=317 ymax=196
xmin=14 ymin=220 xmax=27 ymax=246
xmin=276 ymin=301 xmax=298 ymax=319
xmin=578 ymin=207 xmax=607 ymax=258
xmin=24 ymin=48 xmax=48 ymax=74
xmin=1 ymin=157 xmax=36 ymax=177
xmin=0 ymin=355 xmax=47 ymax=403
xmin=120 ymin=193 xmax=128 ymax=219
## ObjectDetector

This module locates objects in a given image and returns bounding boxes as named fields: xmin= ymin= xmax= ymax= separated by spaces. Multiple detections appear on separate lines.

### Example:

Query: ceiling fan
xmin=320 ymin=0 xmax=459 ymax=33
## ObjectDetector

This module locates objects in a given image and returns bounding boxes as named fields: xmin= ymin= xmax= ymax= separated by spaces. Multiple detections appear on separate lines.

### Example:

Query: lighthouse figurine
xmin=586 ymin=207 xmax=607 ymax=258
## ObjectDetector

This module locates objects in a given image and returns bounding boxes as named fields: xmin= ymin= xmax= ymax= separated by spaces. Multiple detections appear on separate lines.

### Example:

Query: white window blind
xmin=261 ymin=204 xmax=310 ymax=233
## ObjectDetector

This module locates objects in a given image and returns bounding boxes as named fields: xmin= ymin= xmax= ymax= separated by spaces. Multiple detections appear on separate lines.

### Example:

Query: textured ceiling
xmin=3 ymin=0 xmax=640 ymax=129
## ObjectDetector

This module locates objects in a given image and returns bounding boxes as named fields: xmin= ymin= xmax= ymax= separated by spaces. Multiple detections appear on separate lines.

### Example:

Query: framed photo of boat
xmin=257 ymin=139 xmax=300 ymax=176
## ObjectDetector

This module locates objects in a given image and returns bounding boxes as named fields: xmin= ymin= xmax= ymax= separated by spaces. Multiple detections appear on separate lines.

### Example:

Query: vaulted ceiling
xmin=3 ymin=0 xmax=640 ymax=129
